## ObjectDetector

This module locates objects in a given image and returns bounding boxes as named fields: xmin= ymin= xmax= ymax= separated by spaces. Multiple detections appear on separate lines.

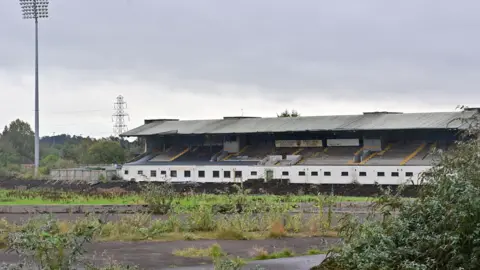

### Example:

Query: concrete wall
xmin=223 ymin=135 xmax=240 ymax=153
xmin=327 ymin=139 xmax=360 ymax=147
xmin=121 ymin=164 xmax=430 ymax=185
xmin=363 ymin=138 xmax=383 ymax=151
xmin=50 ymin=169 xmax=118 ymax=183
xmin=145 ymin=136 xmax=166 ymax=152
xmin=275 ymin=140 xmax=323 ymax=148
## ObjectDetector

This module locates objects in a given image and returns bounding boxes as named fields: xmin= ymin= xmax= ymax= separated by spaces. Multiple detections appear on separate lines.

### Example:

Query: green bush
xmin=5 ymin=215 xmax=98 ymax=270
xmin=314 ymin=118 xmax=480 ymax=270
xmin=140 ymin=182 xmax=177 ymax=215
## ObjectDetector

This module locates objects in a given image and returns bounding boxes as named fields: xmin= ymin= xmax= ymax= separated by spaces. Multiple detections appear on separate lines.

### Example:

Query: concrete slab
xmin=161 ymin=254 xmax=326 ymax=270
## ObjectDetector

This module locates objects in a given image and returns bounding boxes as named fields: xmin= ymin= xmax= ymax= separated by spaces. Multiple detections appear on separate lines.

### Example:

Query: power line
xmin=112 ymin=95 xmax=130 ymax=136
xmin=26 ymin=109 xmax=111 ymax=115
xmin=45 ymin=109 xmax=110 ymax=114
xmin=42 ymin=131 xmax=116 ymax=136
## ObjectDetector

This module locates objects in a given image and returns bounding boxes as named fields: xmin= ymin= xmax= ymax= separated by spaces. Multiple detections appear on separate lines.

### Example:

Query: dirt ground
xmin=0 ymin=237 xmax=338 ymax=269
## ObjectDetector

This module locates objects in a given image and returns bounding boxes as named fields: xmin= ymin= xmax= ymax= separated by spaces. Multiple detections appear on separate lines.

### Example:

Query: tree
xmin=0 ymin=139 xmax=20 ymax=165
xmin=40 ymin=154 xmax=60 ymax=167
xmin=0 ymin=119 xmax=34 ymax=164
xmin=277 ymin=109 xmax=300 ymax=117
xmin=314 ymin=114 xmax=480 ymax=269
xmin=87 ymin=140 xmax=126 ymax=164
xmin=0 ymin=119 xmax=142 ymax=178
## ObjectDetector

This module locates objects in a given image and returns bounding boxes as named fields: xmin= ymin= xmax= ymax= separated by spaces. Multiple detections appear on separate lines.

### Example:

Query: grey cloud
xmin=1 ymin=0 xmax=480 ymax=104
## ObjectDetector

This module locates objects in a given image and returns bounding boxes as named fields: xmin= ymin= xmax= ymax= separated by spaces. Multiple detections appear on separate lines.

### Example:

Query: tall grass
xmin=0 ymin=202 xmax=337 ymax=244
xmin=0 ymin=188 xmax=373 ymax=208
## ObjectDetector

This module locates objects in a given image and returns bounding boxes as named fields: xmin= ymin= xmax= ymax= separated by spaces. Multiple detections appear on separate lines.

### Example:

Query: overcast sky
xmin=1 ymin=0 xmax=479 ymax=137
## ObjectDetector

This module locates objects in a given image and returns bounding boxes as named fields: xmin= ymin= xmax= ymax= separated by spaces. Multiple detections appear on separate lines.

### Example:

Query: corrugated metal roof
xmin=121 ymin=110 xmax=478 ymax=136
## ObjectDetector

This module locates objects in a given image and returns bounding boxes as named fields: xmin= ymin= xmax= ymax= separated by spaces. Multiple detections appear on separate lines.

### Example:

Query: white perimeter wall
xmin=121 ymin=164 xmax=430 ymax=185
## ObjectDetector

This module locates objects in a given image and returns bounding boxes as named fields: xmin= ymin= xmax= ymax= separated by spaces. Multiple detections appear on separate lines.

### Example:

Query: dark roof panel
xmin=121 ymin=110 xmax=477 ymax=136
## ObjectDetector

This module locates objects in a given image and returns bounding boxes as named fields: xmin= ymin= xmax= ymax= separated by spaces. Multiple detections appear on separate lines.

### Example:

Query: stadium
xmin=119 ymin=108 xmax=479 ymax=186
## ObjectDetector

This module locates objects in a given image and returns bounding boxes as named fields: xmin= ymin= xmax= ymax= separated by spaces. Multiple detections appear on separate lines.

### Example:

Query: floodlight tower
xmin=19 ymin=0 xmax=49 ymax=176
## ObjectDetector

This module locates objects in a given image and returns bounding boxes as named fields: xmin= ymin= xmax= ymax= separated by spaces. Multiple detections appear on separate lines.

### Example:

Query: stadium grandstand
xmin=120 ymin=108 xmax=479 ymax=186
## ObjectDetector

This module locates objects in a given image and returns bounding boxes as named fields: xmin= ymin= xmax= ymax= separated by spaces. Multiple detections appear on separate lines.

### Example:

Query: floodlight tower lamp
xmin=19 ymin=0 xmax=49 ymax=177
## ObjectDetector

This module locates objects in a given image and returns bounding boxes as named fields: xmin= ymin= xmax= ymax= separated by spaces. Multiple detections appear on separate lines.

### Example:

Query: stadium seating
xmin=226 ymin=144 xmax=273 ymax=161
xmin=302 ymin=146 xmax=359 ymax=165
xmin=298 ymin=148 xmax=324 ymax=159
xmin=363 ymin=141 xmax=437 ymax=165
xmin=407 ymin=142 xmax=451 ymax=165
xmin=148 ymin=146 xmax=190 ymax=162
xmin=174 ymin=145 xmax=223 ymax=162
xmin=126 ymin=152 xmax=157 ymax=165
xmin=143 ymin=142 xmax=454 ymax=166
xmin=271 ymin=147 xmax=303 ymax=155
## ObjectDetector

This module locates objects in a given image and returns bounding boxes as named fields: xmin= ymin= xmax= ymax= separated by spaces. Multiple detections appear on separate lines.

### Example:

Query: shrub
xmin=314 ymin=114 xmax=480 ymax=270
xmin=2 ymin=215 xmax=137 ymax=270
xmin=140 ymin=182 xmax=177 ymax=215
xmin=5 ymin=215 xmax=99 ymax=270
xmin=187 ymin=205 xmax=216 ymax=231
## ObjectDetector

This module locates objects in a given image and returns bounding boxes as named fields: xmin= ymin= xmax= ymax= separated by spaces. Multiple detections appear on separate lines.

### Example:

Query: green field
xmin=0 ymin=189 xmax=374 ymax=207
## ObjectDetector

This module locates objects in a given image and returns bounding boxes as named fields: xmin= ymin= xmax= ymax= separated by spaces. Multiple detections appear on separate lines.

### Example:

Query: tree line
xmin=0 ymin=119 xmax=143 ymax=178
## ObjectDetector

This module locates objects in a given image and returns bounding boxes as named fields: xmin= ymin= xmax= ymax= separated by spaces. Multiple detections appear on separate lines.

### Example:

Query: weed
xmin=306 ymin=248 xmax=326 ymax=255
xmin=212 ymin=256 xmax=245 ymax=270
xmin=252 ymin=248 xmax=295 ymax=260
xmin=182 ymin=232 xmax=198 ymax=241
xmin=86 ymin=259 xmax=139 ymax=270
xmin=173 ymin=243 xmax=225 ymax=258
xmin=284 ymin=213 xmax=304 ymax=233
xmin=187 ymin=205 xmax=216 ymax=231
xmin=100 ymin=213 xmax=152 ymax=240
xmin=249 ymin=246 xmax=269 ymax=260
xmin=140 ymin=182 xmax=177 ymax=214
xmin=268 ymin=220 xmax=286 ymax=238
xmin=215 ymin=229 xmax=247 ymax=240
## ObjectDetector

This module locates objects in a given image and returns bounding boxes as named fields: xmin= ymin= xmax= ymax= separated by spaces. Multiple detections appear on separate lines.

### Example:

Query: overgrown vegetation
xmin=173 ymin=243 xmax=226 ymax=258
xmin=140 ymin=182 xmax=178 ymax=214
xmin=0 ymin=189 xmax=340 ymax=243
xmin=314 ymin=113 xmax=480 ymax=270
xmin=0 ymin=187 xmax=371 ymax=207
xmin=173 ymin=244 xmax=246 ymax=270
xmin=250 ymin=247 xmax=295 ymax=260
xmin=0 ymin=210 xmax=330 ymax=269
xmin=1 ymin=215 xmax=137 ymax=270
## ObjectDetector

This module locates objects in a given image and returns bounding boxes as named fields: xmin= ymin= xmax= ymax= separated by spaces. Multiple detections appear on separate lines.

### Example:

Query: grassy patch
xmin=0 ymin=189 xmax=142 ymax=205
xmin=248 ymin=246 xmax=327 ymax=261
xmin=306 ymin=248 xmax=327 ymax=255
xmin=0 ymin=188 xmax=374 ymax=207
xmin=251 ymin=247 xmax=295 ymax=260
xmin=173 ymin=243 xmax=225 ymax=258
